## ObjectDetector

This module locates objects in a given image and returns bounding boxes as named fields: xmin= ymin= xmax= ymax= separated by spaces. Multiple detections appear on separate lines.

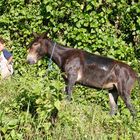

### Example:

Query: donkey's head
xmin=27 ymin=32 xmax=48 ymax=64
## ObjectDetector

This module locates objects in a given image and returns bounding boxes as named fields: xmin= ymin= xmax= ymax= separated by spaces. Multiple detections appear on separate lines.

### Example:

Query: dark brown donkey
xmin=27 ymin=33 xmax=140 ymax=117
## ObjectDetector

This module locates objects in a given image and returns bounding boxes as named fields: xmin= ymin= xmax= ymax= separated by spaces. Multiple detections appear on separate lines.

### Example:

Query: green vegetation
xmin=0 ymin=0 xmax=140 ymax=139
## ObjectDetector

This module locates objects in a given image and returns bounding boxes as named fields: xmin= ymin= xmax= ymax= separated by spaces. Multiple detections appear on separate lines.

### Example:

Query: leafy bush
xmin=0 ymin=0 xmax=139 ymax=74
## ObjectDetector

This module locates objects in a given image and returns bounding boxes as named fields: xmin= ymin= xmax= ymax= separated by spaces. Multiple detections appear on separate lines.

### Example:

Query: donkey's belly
xmin=78 ymin=68 xmax=116 ymax=89
xmin=79 ymin=77 xmax=115 ymax=89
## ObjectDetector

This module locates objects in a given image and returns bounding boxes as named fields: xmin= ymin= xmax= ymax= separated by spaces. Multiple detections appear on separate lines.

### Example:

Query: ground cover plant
xmin=0 ymin=0 xmax=140 ymax=139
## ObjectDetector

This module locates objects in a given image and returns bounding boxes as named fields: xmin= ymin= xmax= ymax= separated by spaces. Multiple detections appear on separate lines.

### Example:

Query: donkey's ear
xmin=41 ymin=32 xmax=48 ymax=39
xmin=32 ymin=32 xmax=39 ymax=38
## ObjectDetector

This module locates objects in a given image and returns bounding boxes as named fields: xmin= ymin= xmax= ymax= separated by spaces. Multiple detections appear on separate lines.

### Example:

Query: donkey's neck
xmin=45 ymin=39 xmax=70 ymax=67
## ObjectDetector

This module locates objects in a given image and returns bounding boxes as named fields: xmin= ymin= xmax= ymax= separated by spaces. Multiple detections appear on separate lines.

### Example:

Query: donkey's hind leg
xmin=109 ymin=88 xmax=119 ymax=116
xmin=119 ymin=77 xmax=137 ymax=118
xmin=120 ymin=93 xmax=136 ymax=118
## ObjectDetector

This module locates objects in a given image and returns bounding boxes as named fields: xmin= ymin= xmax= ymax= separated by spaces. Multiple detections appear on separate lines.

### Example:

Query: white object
xmin=0 ymin=52 xmax=13 ymax=79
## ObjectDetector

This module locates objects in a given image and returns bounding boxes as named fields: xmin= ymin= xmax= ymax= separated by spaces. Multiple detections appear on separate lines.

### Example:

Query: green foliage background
xmin=0 ymin=0 xmax=140 ymax=139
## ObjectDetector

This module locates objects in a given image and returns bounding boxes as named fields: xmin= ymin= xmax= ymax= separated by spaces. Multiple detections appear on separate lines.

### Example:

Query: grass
xmin=0 ymin=74 xmax=140 ymax=140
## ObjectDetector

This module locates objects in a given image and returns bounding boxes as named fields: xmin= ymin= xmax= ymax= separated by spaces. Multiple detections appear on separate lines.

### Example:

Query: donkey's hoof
xmin=109 ymin=110 xmax=117 ymax=116
xmin=66 ymin=96 xmax=72 ymax=101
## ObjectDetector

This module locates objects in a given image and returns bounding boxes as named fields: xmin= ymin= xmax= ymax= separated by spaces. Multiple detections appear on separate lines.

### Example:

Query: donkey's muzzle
xmin=27 ymin=58 xmax=36 ymax=64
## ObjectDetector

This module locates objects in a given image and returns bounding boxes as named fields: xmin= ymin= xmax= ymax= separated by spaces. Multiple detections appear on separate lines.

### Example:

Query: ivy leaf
xmin=46 ymin=5 xmax=52 ymax=12
xmin=54 ymin=100 xmax=61 ymax=110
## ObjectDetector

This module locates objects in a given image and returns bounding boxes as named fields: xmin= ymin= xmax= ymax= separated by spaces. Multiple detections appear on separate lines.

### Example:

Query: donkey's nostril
xmin=27 ymin=59 xmax=35 ymax=64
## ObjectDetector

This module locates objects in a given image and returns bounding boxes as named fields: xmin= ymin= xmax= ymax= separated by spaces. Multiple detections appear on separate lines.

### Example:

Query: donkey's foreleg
xmin=65 ymin=73 xmax=77 ymax=100
xmin=64 ymin=57 xmax=82 ymax=100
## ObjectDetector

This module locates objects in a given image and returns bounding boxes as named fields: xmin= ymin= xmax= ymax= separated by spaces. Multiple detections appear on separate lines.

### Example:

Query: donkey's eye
xmin=33 ymin=43 xmax=38 ymax=46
